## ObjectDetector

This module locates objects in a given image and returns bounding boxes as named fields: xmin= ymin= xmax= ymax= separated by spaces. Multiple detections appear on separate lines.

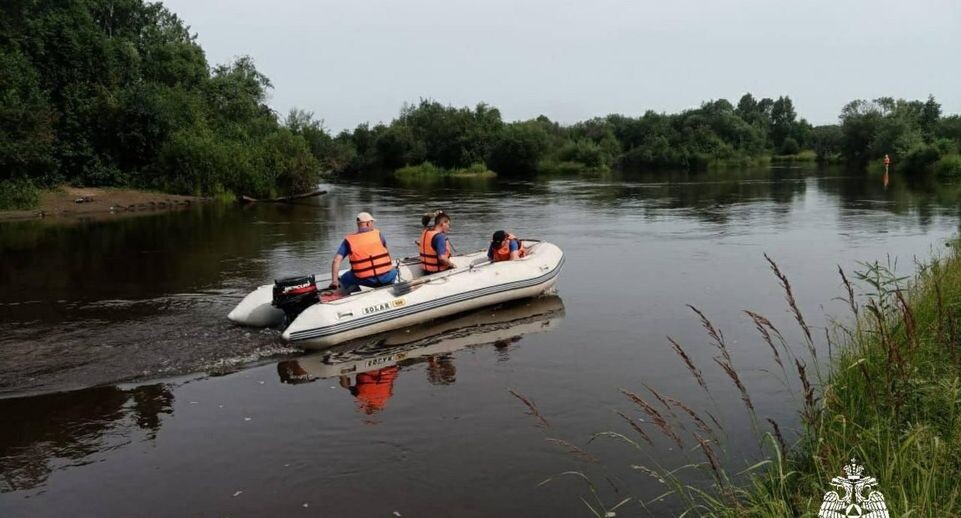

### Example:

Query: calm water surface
xmin=1 ymin=168 xmax=959 ymax=516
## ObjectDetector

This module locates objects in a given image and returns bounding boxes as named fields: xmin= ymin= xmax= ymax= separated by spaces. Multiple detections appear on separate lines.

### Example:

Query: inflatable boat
xmin=228 ymin=240 xmax=564 ymax=349
xmin=277 ymin=295 xmax=565 ymax=382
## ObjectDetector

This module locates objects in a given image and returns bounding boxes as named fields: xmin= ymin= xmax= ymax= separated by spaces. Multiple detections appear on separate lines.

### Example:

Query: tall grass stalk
xmin=516 ymin=246 xmax=961 ymax=516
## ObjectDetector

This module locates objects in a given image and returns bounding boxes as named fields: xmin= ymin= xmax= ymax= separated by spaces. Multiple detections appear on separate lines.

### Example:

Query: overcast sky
xmin=161 ymin=0 xmax=959 ymax=132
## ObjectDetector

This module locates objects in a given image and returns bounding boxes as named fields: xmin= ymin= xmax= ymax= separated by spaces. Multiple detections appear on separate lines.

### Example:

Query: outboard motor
xmin=272 ymin=275 xmax=318 ymax=327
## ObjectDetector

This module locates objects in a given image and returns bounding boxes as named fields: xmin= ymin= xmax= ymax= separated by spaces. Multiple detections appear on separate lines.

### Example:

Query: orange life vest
xmin=419 ymin=228 xmax=450 ymax=273
xmin=345 ymin=229 xmax=393 ymax=279
xmin=491 ymin=233 xmax=527 ymax=262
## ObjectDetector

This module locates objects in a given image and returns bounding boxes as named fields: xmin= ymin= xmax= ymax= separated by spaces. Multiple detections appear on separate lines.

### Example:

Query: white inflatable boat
xmin=277 ymin=295 xmax=565 ymax=382
xmin=228 ymin=240 xmax=564 ymax=349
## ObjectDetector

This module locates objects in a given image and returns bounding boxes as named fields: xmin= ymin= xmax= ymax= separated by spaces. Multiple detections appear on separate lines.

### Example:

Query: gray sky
xmin=161 ymin=0 xmax=960 ymax=132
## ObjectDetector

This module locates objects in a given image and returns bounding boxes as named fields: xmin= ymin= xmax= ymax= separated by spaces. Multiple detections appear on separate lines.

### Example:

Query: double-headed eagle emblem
xmin=818 ymin=459 xmax=889 ymax=518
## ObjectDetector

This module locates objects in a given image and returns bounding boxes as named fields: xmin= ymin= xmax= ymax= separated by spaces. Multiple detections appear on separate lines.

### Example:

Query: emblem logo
xmin=818 ymin=459 xmax=889 ymax=518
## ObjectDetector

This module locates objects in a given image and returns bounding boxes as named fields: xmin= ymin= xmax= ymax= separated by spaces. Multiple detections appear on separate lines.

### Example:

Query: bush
xmin=452 ymin=163 xmax=494 ymax=176
xmin=395 ymin=162 xmax=444 ymax=177
xmin=901 ymin=143 xmax=942 ymax=174
xmin=934 ymin=154 xmax=961 ymax=177
xmin=154 ymin=129 xmax=256 ymax=196
xmin=0 ymin=179 xmax=41 ymax=210
xmin=779 ymin=137 xmax=800 ymax=155
xmin=557 ymin=139 xmax=607 ymax=168
xmin=258 ymin=130 xmax=321 ymax=195
xmin=487 ymin=122 xmax=549 ymax=176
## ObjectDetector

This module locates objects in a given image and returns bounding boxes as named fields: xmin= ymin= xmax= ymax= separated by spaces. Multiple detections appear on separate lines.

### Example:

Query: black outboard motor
xmin=272 ymin=275 xmax=319 ymax=327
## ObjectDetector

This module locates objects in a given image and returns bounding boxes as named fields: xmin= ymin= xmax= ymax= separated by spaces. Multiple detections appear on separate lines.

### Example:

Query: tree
xmin=487 ymin=121 xmax=549 ymax=175
xmin=811 ymin=125 xmax=843 ymax=161
xmin=769 ymin=96 xmax=797 ymax=148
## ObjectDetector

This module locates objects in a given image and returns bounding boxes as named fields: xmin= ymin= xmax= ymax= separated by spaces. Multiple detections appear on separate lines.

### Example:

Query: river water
xmin=1 ymin=167 xmax=958 ymax=516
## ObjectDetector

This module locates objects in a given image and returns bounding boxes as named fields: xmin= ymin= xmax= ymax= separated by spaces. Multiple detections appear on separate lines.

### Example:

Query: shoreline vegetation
xmin=534 ymin=248 xmax=961 ymax=516
xmin=4 ymin=1 xmax=961 ymax=211
xmin=688 ymin=249 xmax=961 ymax=515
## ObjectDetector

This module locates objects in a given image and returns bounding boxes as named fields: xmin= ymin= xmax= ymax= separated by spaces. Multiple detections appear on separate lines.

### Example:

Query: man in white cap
xmin=329 ymin=211 xmax=398 ymax=293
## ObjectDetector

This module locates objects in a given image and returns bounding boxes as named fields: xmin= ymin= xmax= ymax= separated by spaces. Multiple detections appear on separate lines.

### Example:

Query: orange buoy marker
xmin=883 ymin=154 xmax=891 ymax=189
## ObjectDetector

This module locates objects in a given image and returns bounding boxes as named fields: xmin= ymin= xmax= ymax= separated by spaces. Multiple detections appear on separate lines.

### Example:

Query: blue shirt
xmin=337 ymin=228 xmax=388 ymax=257
xmin=431 ymin=232 xmax=448 ymax=256
xmin=487 ymin=239 xmax=519 ymax=259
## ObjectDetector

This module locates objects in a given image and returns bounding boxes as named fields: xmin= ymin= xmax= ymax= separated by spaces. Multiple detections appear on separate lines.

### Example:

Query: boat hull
xmin=228 ymin=241 xmax=564 ymax=350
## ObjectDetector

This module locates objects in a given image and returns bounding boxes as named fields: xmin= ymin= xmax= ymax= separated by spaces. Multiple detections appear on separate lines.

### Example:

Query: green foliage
xmin=557 ymin=139 xmax=608 ymax=168
xmin=259 ymin=129 xmax=322 ymax=195
xmin=0 ymin=178 xmax=41 ymax=210
xmin=0 ymin=0 xmax=319 ymax=197
xmin=394 ymin=161 xmax=495 ymax=178
xmin=4 ymin=0 xmax=959 ymax=188
xmin=934 ymin=154 xmax=961 ymax=177
xmin=839 ymin=95 xmax=961 ymax=175
xmin=778 ymin=136 xmax=800 ymax=155
xmin=395 ymin=162 xmax=444 ymax=177
xmin=0 ymin=46 xmax=58 ymax=183
xmin=811 ymin=125 xmax=843 ymax=162
xmin=487 ymin=121 xmax=550 ymax=175
xmin=769 ymin=96 xmax=796 ymax=148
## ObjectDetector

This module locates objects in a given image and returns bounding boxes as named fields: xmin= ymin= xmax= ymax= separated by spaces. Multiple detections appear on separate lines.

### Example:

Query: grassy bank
xmin=533 ymin=248 xmax=961 ymax=517
xmin=664 ymin=249 xmax=961 ymax=516
xmin=394 ymin=162 xmax=497 ymax=178
xmin=754 ymin=250 xmax=959 ymax=515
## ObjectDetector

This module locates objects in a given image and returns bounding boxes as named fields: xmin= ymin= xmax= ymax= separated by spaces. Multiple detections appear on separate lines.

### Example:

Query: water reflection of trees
xmin=827 ymin=171 xmax=961 ymax=231
xmin=0 ymin=383 xmax=173 ymax=492
xmin=0 ymin=203 xmax=329 ymax=318
xmin=563 ymin=166 xmax=961 ymax=227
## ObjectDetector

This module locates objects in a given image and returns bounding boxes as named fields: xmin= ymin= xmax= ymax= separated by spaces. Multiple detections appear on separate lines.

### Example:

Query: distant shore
xmin=0 ymin=186 xmax=205 ymax=222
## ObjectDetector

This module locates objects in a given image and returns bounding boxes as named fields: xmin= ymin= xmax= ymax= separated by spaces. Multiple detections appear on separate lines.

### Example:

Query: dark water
xmin=1 ymin=168 xmax=959 ymax=516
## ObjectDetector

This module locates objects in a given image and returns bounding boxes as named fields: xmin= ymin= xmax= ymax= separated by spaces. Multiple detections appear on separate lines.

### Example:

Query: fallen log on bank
xmin=239 ymin=189 xmax=327 ymax=204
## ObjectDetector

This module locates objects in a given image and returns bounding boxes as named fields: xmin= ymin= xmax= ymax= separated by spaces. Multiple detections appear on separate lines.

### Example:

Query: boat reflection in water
xmin=277 ymin=295 xmax=565 ymax=415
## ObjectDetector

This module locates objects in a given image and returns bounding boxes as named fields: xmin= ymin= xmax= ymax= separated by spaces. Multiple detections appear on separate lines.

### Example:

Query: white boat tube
xmin=228 ymin=241 xmax=564 ymax=349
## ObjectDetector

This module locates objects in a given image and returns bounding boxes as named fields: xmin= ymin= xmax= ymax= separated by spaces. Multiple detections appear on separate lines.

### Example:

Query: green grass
xmin=0 ymin=179 xmax=42 ymax=210
xmin=934 ymin=154 xmax=961 ymax=177
xmin=770 ymin=150 xmax=818 ymax=163
xmin=534 ymin=247 xmax=961 ymax=516
xmin=685 ymin=249 xmax=961 ymax=516
xmin=394 ymin=161 xmax=496 ymax=178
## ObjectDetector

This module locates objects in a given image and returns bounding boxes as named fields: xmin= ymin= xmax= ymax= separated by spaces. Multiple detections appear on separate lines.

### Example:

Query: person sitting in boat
xmin=419 ymin=213 xmax=453 ymax=273
xmin=414 ymin=209 xmax=443 ymax=247
xmin=329 ymin=211 xmax=398 ymax=293
xmin=488 ymin=230 xmax=527 ymax=262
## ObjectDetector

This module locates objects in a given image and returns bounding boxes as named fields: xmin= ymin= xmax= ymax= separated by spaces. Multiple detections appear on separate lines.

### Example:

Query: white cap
xmin=356 ymin=211 xmax=375 ymax=222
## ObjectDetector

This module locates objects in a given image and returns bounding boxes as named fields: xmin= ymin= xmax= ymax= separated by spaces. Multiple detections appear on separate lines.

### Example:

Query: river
xmin=1 ymin=167 xmax=958 ymax=516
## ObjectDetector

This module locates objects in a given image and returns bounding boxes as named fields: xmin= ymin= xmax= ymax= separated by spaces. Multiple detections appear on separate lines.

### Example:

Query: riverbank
xmin=687 ymin=244 xmax=961 ymax=515
xmin=0 ymin=186 xmax=205 ymax=222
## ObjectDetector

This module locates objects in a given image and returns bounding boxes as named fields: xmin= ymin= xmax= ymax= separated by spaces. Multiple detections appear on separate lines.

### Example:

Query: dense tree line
xmin=321 ymin=94 xmax=958 ymax=178
xmin=322 ymin=95 xmax=821 ymax=177
xmin=1 ymin=0 xmax=320 ymax=206
xmin=2 ymin=0 xmax=959 ymax=209
xmin=839 ymin=96 xmax=961 ymax=175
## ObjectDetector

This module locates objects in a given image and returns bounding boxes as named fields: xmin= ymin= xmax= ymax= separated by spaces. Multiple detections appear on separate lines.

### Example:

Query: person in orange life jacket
xmin=414 ymin=209 xmax=442 ymax=247
xmin=419 ymin=213 xmax=453 ymax=273
xmin=487 ymin=230 xmax=526 ymax=262
xmin=329 ymin=212 xmax=398 ymax=294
